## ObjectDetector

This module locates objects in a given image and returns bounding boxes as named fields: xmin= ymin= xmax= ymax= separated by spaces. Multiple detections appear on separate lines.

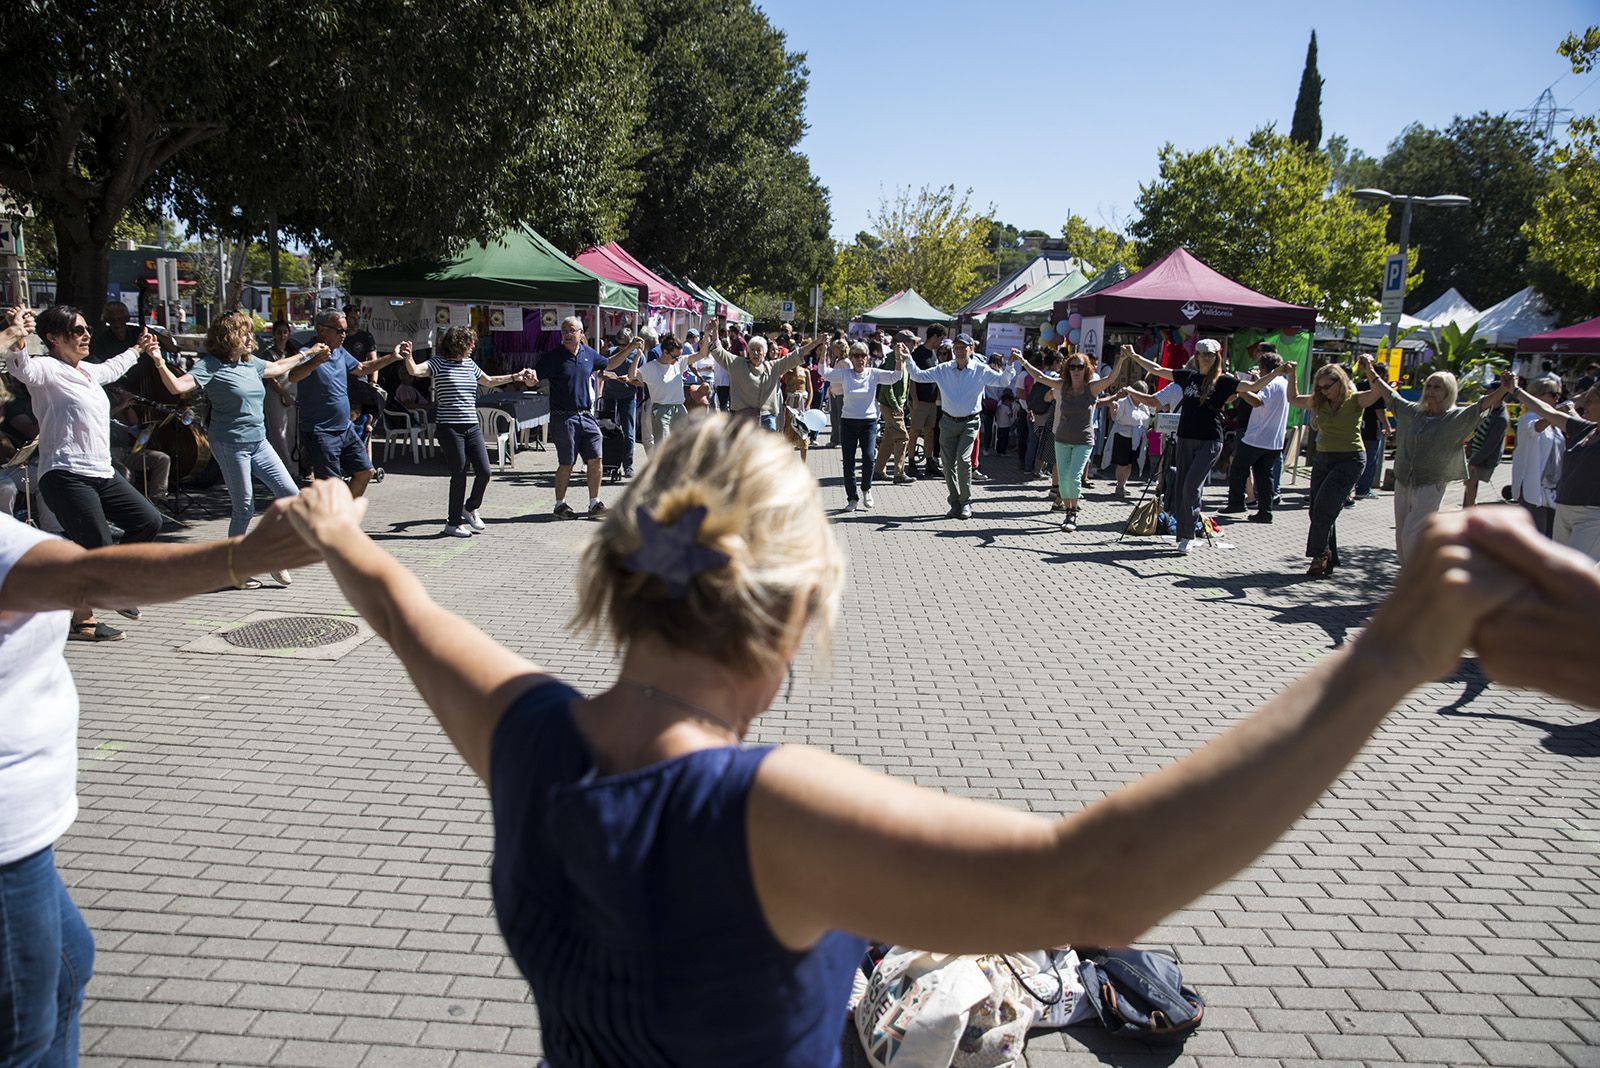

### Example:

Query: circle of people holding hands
xmin=2 ymin=300 xmax=1599 ymax=1066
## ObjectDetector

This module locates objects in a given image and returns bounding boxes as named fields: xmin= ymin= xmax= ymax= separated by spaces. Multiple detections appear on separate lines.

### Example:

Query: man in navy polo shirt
xmin=536 ymin=316 xmax=632 ymax=519
xmin=287 ymin=308 xmax=401 ymax=496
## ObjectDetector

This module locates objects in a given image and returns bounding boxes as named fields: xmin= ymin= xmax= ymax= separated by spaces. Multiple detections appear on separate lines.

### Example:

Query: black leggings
xmin=1305 ymin=451 xmax=1364 ymax=558
xmin=40 ymin=469 xmax=162 ymax=549
xmin=437 ymin=423 xmax=492 ymax=526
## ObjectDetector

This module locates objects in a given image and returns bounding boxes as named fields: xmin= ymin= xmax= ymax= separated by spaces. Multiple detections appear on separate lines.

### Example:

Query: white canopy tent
xmin=1412 ymin=287 xmax=1480 ymax=329
xmin=1473 ymin=287 xmax=1556 ymax=349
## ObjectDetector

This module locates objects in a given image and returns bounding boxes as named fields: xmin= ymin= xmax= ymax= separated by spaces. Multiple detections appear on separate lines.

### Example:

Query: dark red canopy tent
xmin=1056 ymin=247 xmax=1316 ymax=332
xmin=1516 ymin=316 xmax=1600 ymax=359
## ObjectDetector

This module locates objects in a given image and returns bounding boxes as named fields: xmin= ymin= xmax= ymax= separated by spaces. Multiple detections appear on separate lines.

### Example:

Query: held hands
xmin=238 ymin=497 xmax=328 ymax=575
xmin=282 ymin=478 xmax=370 ymax=552
xmin=516 ymin=368 xmax=537 ymax=386
xmin=395 ymin=341 xmax=413 ymax=362
xmin=136 ymin=330 xmax=161 ymax=359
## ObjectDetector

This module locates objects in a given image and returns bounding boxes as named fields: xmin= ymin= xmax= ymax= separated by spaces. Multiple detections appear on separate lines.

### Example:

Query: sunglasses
xmin=1066 ymin=363 xmax=1088 ymax=371
xmin=69 ymin=324 xmax=92 ymax=338
xmin=1317 ymin=380 xmax=1339 ymax=391
xmin=321 ymin=324 xmax=347 ymax=334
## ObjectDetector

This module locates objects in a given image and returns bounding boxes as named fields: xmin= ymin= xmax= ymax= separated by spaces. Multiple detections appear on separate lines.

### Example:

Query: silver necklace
xmin=619 ymin=679 xmax=743 ymax=743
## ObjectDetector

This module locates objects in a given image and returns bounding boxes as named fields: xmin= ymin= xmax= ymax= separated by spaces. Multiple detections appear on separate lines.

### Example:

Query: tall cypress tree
xmin=1290 ymin=31 xmax=1324 ymax=149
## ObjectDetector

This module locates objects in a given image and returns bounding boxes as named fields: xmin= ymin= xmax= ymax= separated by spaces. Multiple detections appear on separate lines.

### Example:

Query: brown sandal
xmin=1305 ymin=552 xmax=1333 ymax=578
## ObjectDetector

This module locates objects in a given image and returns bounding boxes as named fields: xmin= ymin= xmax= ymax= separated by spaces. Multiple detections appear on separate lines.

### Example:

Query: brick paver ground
xmin=58 ymin=432 xmax=1599 ymax=1067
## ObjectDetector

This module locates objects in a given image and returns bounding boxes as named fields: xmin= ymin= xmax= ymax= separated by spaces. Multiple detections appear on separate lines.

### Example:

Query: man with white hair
xmin=535 ymin=317 xmax=632 ymax=518
xmin=699 ymin=317 xmax=815 ymax=430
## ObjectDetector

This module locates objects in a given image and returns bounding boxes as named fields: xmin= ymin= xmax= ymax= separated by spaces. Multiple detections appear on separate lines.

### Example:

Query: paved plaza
xmin=60 ymin=437 xmax=1599 ymax=1068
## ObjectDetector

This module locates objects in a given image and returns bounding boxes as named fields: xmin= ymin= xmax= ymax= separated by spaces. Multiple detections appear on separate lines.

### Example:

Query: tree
xmin=1290 ymin=31 xmax=1323 ymax=149
xmin=868 ymin=185 xmax=993 ymax=312
xmin=1130 ymin=127 xmax=1395 ymax=330
xmin=1 ymin=0 xmax=645 ymax=307
xmin=1374 ymin=113 xmax=1549 ymax=310
xmin=982 ymin=221 xmax=1050 ymax=286
xmin=1324 ymin=134 xmax=1382 ymax=192
xmin=821 ymin=238 xmax=885 ymax=324
xmin=1524 ymin=27 xmax=1600 ymax=321
xmin=619 ymin=0 xmax=833 ymax=296
xmin=1060 ymin=214 xmax=1136 ymax=273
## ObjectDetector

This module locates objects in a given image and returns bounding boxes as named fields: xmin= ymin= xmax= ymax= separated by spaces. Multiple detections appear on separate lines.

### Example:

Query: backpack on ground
xmin=1076 ymin=948 xmax=1204 ymax=1045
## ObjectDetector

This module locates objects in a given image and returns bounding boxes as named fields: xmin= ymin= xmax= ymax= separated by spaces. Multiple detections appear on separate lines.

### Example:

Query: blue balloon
xmin=1039 ymin=324 xmax=1055 ymax=341
xmin=1055 ymin=319 xmax=1071 ymax=336
xmin=1068 ymin=328 xmax=1082 ymax=344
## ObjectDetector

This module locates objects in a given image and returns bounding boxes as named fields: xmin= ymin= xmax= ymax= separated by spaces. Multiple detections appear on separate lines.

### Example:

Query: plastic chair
xmin=379 ymin=409 xmax=421 ymax=464
xmin=477 ymin=406 xmax=516 ymax=471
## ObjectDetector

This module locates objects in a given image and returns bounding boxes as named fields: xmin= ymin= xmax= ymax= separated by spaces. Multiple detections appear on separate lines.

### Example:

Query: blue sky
xmin=756 ymin=0 xmax=1596 ymax=240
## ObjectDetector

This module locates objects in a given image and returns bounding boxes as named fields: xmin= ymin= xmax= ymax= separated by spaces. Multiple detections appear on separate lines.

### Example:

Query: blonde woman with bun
xmin=278 ymin=413 xmax=1542 ymax=1065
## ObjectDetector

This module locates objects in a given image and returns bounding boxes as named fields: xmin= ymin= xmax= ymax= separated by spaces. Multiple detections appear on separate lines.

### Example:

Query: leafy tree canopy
xmin=1060 ymin=214 xmax=1136 ymax=273
xmin=1525 ymin=26 xmax=1600 ymax=321
xmin=867 ymin=185 xmax=994 ymax=313
xmin=1290 ymin=31 xmax=1323 ymax=149
xmin=1131 ymin=127 xmax=1394 ymax=330
xmin=1374 ymin=113 xmax=1549 ymax=311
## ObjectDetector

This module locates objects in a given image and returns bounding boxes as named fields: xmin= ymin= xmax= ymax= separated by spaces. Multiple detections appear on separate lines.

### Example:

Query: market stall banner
xmin=361 ymin=298 xmax=433 ymax=352
xmin=983 ymin=322 xmax=1025 ymax=358
xmin=1078 ymin=316 xmax=1106 ymax=363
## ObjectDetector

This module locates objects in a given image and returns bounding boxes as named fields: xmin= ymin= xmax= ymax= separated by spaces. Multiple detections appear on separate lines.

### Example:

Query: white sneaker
xmin=444 ymin=524 xmax=473 ymax=538
xmin=1176 ymin=539 xmax=1192 ymax=554
xmin=842 ymin=500 xmax=858 ymax=512
xmin=270 ymin=571 xmax=292 ymax=587
xmin=464 ymin=509 xmax=486 ymax=532
xmin=863 ymin=491 xmax=874 ymax=509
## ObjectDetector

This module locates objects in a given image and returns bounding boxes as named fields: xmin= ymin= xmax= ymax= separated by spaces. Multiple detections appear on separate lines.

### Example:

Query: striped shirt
xmin=433 ymin=358 xmax=487 ymax=424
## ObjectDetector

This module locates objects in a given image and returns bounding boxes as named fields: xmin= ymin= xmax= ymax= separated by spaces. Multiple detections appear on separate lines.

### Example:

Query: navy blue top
xmin=490 ymin=680 xmax=865 ymax=1067
xmin=535 ymin=345 xmax=607 ymax=415
xmin=299 ymin=347 xmax=363 ymax=433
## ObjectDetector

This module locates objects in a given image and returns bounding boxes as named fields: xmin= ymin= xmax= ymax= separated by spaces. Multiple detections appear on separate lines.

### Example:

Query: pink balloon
xmin=1068 ymin=313 xmax=1083 ymax=329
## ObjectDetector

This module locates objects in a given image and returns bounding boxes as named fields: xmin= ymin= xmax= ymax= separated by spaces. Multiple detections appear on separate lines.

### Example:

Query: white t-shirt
xmin=638 ymin=359 xmax=687 ymax=405
xmin=823 ymin=366 xmax=902 ymax=420
xmin=1510 ymin=410 xmax=1562 ymax=509
xmin=1155 ymin=381 xmax=1184 ymax=410
xmin=0 ymin=517 xmax=78 ymax=865
xmin=1241 ymin=378 xmax=1290 ymax=451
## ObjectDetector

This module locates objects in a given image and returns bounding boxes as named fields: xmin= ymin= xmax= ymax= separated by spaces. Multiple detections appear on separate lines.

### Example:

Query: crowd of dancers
xmin=2 ymin=298 xmax=1600 ymax=1064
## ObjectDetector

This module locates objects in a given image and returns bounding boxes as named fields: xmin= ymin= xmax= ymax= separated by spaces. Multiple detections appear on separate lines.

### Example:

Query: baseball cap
xmin=686 ymin=328 xmax=700 ymax=339
xmin=1195 ymin=338 xmax=1221 ymax=355
xmin=954 ymin=331 xmax=976 ymax=346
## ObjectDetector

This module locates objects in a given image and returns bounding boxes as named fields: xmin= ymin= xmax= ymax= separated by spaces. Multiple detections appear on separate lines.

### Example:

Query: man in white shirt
xmin=823 ymin=342 xmax=902 ymax=512
xmin=1510 ymin=373 xmax=1565 ymax=537
xmin=901 ymin=332 xmax=1015 ymax=519
xmin=1224 ymin=350 xmax=1295 ymax=524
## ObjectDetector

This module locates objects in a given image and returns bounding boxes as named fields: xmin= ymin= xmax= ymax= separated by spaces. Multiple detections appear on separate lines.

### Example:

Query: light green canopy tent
xmin=701 ymin=284 xmax=754 ymax=328
xmin=858 ymin=288 xmax=952 ymax=327
xmin=350 ymin=224 xmax=637 ymax=312
xmin=984 ymin=269 xmax=1091 ymax=324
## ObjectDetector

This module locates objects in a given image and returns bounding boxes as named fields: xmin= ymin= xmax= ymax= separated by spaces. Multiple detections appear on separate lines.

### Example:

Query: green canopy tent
xmin=350 ymin=224 xmax=637 ymax=312
xmin=701 ymin=284 xmax=754 ymax=329
xmin=984 ymin=269 xmax=1091 ymax=325
xmin=858 ymin=288 xmax=953 ymax=328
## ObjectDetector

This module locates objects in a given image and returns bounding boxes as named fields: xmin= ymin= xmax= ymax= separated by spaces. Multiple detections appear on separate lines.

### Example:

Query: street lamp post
xmin=1351 ymin=188 xmax=1472 ymax=349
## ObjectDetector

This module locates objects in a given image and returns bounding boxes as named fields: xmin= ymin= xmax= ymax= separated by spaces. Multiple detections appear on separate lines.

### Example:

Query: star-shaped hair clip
xmin=623 ymin=505 xmax=730 ymax=597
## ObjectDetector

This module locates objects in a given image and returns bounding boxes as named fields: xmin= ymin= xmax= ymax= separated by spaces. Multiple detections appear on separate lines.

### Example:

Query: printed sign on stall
xmin=983 ymin=322 xmax=1025 ymax=358
xmin=1078 ymin=316 xmax=1106 ymax=363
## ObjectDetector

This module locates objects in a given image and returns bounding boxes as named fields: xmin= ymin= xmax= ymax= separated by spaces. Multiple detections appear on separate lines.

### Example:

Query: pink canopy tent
xmin=1516 ymin=315 xmax=1600 ymax=360
xmin=1059 ymin=247 xmax=1316 ymax=332
xmin=576 ymin=242 xmax=703 ymax=336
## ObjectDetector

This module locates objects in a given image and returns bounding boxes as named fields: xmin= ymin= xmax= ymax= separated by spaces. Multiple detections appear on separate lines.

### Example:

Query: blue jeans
xmin=216 ymin=438 xmax=300 ymax=537
xmin=0 ymin=846 xmax=94 ymax=1066
xmin=839 ymin=417 xmax=879 ymax=502
xmin=1355 ymin=434 xmax=1382 ymax=496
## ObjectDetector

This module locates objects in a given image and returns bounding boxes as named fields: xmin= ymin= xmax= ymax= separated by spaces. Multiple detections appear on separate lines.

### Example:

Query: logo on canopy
xmin=1180 ymin=302 xmax=1201 ymax=320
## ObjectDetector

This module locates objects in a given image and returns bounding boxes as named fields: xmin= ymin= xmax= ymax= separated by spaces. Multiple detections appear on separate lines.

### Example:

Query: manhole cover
xmin=221 ymin=615 xmax=359 ymax=650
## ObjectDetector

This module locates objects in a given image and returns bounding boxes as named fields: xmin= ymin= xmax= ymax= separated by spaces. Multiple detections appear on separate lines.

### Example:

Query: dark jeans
xmin=607 ymin=392 xmax=637 ymax=470
xmin=39 ymin=469 xmax=162 ymax=549
xmin=1171 ymin=438 xmax=1223 ymax=541
xmin=1518 ymin=498 xmax=1555 ymax=537
xmin=839 ymin=417 xmax=878 ymax=502
xmin=1355 ymin=433 xmax=1382 ymax=496
xmin=1227 ymin=441 xmax=1282 ymax=514
xmin=1306 ymin=451 xmax=1364 ymax=557
xmin=715 ymin=385 xmax=731 ymax=411
xmin=0 ymin=846 xmax=94 ymax=1066
xmin=437 ymin=422 xmax=491 ymax=526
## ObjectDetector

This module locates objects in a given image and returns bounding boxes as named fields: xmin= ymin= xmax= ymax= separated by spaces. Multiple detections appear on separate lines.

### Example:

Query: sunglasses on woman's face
xmin=69 ymin=324 xmax=92 ymax=337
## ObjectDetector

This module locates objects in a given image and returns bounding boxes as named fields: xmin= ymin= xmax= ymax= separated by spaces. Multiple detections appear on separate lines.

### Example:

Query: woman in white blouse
xmin=5 ymin=306 xmax=187 ymax=640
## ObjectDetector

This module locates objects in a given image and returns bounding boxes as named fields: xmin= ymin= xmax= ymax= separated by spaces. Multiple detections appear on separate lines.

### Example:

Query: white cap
xmin=1195 ymin=338 xmax=1222 ymax=355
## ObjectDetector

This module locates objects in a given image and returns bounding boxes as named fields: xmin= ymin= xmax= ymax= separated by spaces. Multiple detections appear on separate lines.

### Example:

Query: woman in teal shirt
xmin=154 ymin=312 xmax=312 ymax=584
